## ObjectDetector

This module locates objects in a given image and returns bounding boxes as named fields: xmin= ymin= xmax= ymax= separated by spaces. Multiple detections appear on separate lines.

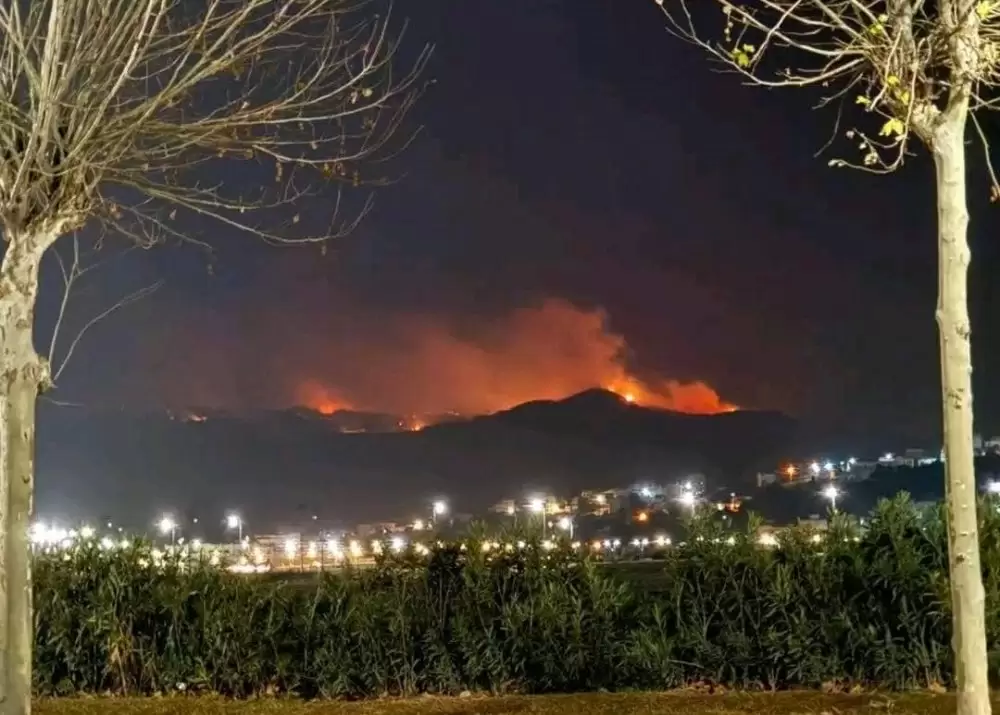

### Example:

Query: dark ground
xmin=35 ymin=692 xmax=981 ymax=715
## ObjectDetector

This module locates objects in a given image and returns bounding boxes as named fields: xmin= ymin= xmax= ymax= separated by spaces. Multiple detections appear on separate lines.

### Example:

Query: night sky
xmin=34 ymin=0 xmax=1000 ymax=445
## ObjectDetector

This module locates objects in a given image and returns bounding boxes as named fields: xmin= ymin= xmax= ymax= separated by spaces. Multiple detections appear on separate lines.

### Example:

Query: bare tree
xmin=0 ymin=0 xmax=427 ymax=712
xmin=654 ymin=0 xmax=989 ymax=712
xmin=46 ymin=234 xmax=163 ymax=388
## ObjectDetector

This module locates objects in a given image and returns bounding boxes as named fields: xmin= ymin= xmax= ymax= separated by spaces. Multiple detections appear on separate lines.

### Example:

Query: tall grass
xmin=31 ymin=495 xmax=1000 ymax=697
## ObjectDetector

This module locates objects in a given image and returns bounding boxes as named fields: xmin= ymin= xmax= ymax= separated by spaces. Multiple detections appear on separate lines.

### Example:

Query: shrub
xmin=30 ymin=494 xmax=1000 ymax=696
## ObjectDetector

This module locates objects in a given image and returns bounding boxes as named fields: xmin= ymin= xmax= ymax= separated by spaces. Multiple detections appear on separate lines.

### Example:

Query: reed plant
xmin=31 ymin=495 xmax=1000 ymax=697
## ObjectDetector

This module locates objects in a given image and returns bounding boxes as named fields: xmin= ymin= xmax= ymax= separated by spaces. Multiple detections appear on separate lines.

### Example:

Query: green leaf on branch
xmin=731 ymin=44 xmax=755 ymax=68
xmin=868 ymin=15 xmax=888 ymax=35
xmin=880 ymin=118 xmax=905 ymax=137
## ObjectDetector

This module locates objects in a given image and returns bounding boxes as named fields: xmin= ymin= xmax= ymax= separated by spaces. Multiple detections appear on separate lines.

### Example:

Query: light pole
xmin=557 ymin=516 xmax=574 ymax=539
xmin=431 ymin=499 xmax=448 ymax=527
xmin=676 ymin=489 xmax=697 ymax=515
xmin=821 ymin=484 xmax=841 ymax=512
xmin=226 ymin=513 xmax=243 ymax=543
xmin=529 ymin=498 xmax=546 ymax=536
xmin=158 ymin=516 xmax=177 ymax=545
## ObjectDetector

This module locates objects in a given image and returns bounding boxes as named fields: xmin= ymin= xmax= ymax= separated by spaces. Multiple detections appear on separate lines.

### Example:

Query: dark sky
xmin=35 ymin=0 xmax=1000 ymax=445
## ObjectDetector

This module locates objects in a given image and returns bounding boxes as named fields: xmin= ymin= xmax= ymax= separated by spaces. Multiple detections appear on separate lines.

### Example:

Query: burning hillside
xmin=138 ymin=296 xmax=736 ymax=418
xmin=294 ymin=299 xmax=737 ymax=419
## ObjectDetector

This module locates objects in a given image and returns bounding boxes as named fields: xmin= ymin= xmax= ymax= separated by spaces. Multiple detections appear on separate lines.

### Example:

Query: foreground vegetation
xmin=32 ymin=496 xmax=1000 ymax=697
xmin=31 ymin=692 xmax=995 ymax=715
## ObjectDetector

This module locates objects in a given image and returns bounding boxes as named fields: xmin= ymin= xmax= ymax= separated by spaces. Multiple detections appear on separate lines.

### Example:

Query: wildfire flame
xmin=604 ymin=377 xmax=737 ymax=415
xmin=145 ymin=294 xmax=741 ymax=420
xmin=295 ymin=381 xmax=351 ymax=416
xmin=293 ymin=301 xmax=738 ymax=420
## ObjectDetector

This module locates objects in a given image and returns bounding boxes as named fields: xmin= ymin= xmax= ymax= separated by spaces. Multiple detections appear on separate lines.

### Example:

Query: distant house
xmin=756 ymin=471 xmax=779 ymax=488
xmin=575 ymin=488 xmax=629 ymax=516
xmin=355 ymin=522 xmax=404 ymax=538
xmin=489 ymin=499 xmax=517 ymax=516
xmin=984 ymin=437 xmax=1000 ymax=454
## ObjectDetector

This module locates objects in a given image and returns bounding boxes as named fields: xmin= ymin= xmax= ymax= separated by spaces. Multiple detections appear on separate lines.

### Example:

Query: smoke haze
xmin=291 ymin=299 xmax=736 ymax=416
xmin=138 ymin=297 xmax=735 ymax=416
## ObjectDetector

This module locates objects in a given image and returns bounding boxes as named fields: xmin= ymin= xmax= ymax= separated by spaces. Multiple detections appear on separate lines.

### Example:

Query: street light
xmin=677 ymin=482 xmax=698 ymax=514
xmin=557 ymin=516 xmax=574 ymax=539
xmin=821 ymin=484 xmax=841 ymax=511
xmin=529 ymin=498 xmax=546 ymax=536
xmin=225 ymin=513 xmax=243 ymax=542
xmin=158 ymin=516 xmax=177 ymax=545
xmin=431 ymin=500 xmax=448 ymax=526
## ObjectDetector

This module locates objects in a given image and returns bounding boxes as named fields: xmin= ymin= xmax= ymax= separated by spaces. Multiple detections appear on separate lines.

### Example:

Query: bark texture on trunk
xmin=933 ymin=121 xmax=991 ymax=715
xmin=0 ymin=240 xmax=46 ymax=715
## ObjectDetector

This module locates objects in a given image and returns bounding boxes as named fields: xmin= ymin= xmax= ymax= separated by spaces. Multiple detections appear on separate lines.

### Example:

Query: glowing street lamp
xmin=557 ymin=516 xmax=574 ymax=539
xmin=431 ymin=499 xmax=448 ymax=526
xmin=158 ymin=516 xmax=177 ymax=545
xmin=528 ymin=498 xmax=546 ymax=535
xmin=677 ymin=482 xmax=698 ymax=514
xmin=821 ymin=484 xmax=841 ymax=511
xmin=225 ymin=513 xmax=243 ymax=542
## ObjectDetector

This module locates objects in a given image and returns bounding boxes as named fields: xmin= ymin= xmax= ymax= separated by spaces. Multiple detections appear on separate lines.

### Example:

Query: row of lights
xmin=41 ymin=480 xmax=713 ymax=551
xmin=203 ymin=531 xmax=852 ymax=562
xmin=33 ymin=524 xmax=861 ymax=574
xmin=37 ymin=480 xmax=838 ymax=557
xmin=785 ymin=458 xmax=858 ymax=480
xmin=157 ymin=512 xmax=244 ymax=544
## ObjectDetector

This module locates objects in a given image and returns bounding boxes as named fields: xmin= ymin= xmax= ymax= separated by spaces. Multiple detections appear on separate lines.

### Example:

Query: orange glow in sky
xmin=295 ymin=381 xmax=352 ymax=416
xmin=289 ymin=300 xmax=738 ymax=418
xmin=604 ymin=376 xmax=737 ymax=415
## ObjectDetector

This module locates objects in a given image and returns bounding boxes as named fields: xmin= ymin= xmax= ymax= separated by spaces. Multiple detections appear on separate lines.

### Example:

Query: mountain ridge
xmin=34 ymin=390 xmax=800 ymax=532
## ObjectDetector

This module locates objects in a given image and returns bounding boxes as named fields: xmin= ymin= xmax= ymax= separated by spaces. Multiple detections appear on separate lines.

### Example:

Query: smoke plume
xmin=292 ymin=299 xmax=736 ymax=416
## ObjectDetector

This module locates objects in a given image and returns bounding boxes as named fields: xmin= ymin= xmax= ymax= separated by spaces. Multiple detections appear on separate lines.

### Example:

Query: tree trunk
xmin=933 ymin=120 xmax=992 ymax=715
xmin=0 ymin=242 xmax=45 ymax=715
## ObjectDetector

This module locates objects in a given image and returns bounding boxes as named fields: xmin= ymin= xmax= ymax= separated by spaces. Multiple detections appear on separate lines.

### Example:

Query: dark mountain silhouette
xmin=34 ymin=390 xmax=800 ymax=535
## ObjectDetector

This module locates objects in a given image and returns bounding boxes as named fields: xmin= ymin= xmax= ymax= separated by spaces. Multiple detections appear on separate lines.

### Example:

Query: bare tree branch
xmin=0 ymin=3 xmax=430 ymax=708
xmin=0 ymin=0 xmax=429 ymax=253
xmin=45 ymin=232 xmax=163 ymax=386
xmin=653 ymin=3 xmax=994 ymax=714
xmin=653 ymin=0 xmax=1000 ymax=178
